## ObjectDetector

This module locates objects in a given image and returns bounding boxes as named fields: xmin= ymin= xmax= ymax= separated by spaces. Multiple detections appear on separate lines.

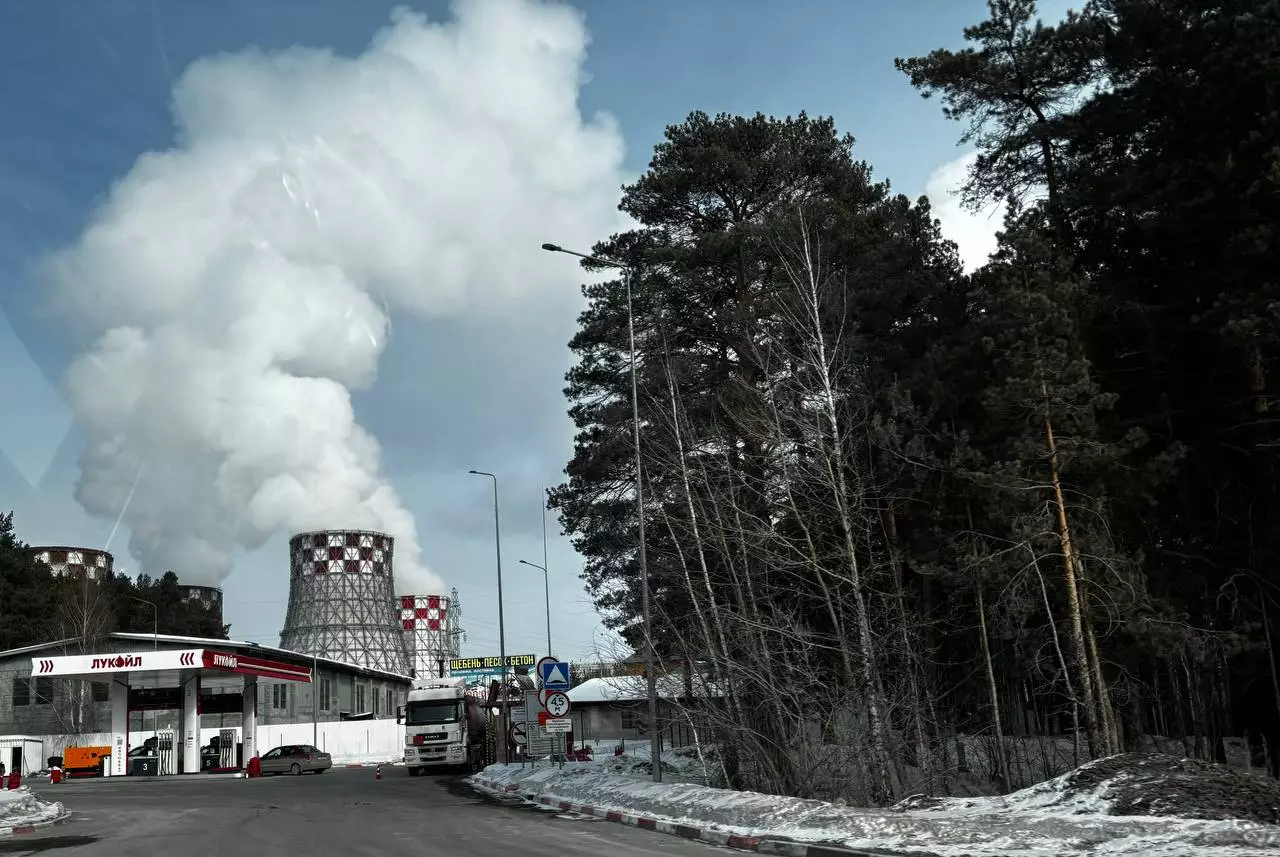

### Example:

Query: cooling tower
xmin=182 ymin=585 xmax=224 ymax=625
xmin=399 ymin=588 xmax=463 ymax=680
xmin=278 ymin=529 xmax=411 ymax=675
xmin=32 ymin=546 xmax=114 ymax=580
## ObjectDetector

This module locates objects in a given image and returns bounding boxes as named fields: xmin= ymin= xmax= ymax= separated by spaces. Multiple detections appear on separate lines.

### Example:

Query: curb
xmin=471 ymin=777 xmax=882 ymax=857
xmin=0 ymin=809 xmax=72 ymax=838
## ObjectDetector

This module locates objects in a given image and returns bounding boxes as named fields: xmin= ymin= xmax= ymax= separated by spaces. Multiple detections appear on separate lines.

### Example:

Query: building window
xmin=35 ymin=677 xmax=54 ymax=703
xmin=91 ymin=682 xmax=109 ymax=703
xmin=355 ymin=684 xmax=367 ymax=713
xmin=12 ymin=677 xmax=30 ymax=706
xmin=272 ymin=684 xmax=289 ymax=710
xmin=319 ymin=678 xmax=332 ymax=711
xmin=621 ymin=707 xmax=643 ymax=730
xmin=385 ymin=687 xmax=394 ymax=716
xmin=372 ymin=685 xmax=381 ymax=716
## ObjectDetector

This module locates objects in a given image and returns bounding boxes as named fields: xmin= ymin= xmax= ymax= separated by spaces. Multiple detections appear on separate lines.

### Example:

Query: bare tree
xmin=52 ymin=571 xmax=116 ymax=733
xmin=759 ymin=204 xmax=899 ymax=800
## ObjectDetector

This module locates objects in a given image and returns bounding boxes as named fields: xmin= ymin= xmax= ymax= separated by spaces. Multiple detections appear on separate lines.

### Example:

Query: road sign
xmin=450 ymin=654 xmax=536 ymax=677
xmin=543 ymin=718 xmax=571 ymax=733
xmin=538 ymin=659 xmax=571 ymax=690
xmin=535 ymin=655 xmax=557 ymax=676
xmin=509 ymin=723 xmax=527 ymax=746
xmin=543 ymin=691 xmax=571 ymax=718
xmin=521 ymin=689 xmax=555 ymax=757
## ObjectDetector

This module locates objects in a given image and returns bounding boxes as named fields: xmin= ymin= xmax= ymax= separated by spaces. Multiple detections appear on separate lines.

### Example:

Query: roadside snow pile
xmin=1059 ymin=753 xmax=1280 ymax=824
xmin=475 ymin=753 xmax=1280 ymax=857
xmin=898 ymin=753 xmax=1280 ymax=826
xmin=0 ymin=787 xmax=65 ymax=831
xmin=568 ymin=742 xmax=720 ymax=784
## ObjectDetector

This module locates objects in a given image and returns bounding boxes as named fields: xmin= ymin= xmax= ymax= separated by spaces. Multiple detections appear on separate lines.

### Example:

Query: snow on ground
xmin=897 ymin=754 xmax=1280 ymax=826
xmin=476 ymin=748 xmax=1280 ymax=857
xmin=544 ymin=740 xmax=719 ymax=784
xmin=0 ymin=787 xmax=65 ymax=831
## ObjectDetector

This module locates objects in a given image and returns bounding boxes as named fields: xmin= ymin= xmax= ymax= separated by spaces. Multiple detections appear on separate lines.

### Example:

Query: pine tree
xmin=0 ymin=512 xmax=54 ymax=651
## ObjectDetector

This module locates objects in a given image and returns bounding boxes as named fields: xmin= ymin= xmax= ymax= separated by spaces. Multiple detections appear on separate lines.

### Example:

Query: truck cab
xmin=398 ymin=677 xmax=484 ymax=775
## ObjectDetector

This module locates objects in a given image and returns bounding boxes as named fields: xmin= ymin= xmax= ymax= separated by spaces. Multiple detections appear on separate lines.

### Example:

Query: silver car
xmin=259 ymin=744 xmax=332 ymax=776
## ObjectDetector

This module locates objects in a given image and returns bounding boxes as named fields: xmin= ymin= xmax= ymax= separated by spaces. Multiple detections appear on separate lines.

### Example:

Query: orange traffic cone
xmin=375 ymin=764 xmax=382 ymax=780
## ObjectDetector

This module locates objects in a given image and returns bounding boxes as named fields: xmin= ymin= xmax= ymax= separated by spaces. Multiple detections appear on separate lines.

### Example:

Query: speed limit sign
xmin=543 ymin=691 xmax=571 ymax=718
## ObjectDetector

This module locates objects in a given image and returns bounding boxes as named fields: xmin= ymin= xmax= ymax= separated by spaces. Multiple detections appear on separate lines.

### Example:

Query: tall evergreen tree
xmin=0 ymin=512 xmax=55 ymax=651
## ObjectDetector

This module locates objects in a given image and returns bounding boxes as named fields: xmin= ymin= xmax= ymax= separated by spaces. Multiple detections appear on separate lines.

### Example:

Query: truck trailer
xmin=398 ymin=677 xmax=486 ymax=775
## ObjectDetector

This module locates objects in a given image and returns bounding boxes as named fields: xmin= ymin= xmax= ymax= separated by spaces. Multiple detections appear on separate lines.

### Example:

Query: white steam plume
xmin=44 ymin=0 xmax=626 ymax=593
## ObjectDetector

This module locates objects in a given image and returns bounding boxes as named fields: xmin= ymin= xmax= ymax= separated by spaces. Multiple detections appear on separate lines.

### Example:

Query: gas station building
xmin=0 ymin=633 xmax=411 ymax=776
xmin=36 ymin=644 xmax=309 ymax=775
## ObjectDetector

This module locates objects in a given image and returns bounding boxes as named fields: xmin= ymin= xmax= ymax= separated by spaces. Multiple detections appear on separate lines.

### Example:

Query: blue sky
xmin=0 ymin=0 xmax=1073 ymax=662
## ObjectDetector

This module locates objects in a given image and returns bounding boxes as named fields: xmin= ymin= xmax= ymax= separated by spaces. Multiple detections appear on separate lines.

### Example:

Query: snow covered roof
xmin=567 ymin=673 xmax=722 ymax=704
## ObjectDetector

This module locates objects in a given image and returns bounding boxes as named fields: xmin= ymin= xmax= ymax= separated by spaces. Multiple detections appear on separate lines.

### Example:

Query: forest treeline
xmin=550 ymin=0 xmax=1280 ymax=801
xmin=0 ymin=512 xmax=229 ymax=652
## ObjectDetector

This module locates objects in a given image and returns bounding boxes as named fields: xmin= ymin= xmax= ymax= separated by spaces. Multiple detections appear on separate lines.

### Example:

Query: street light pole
xmin=519 ymin=560 xmax=551 ymax=659
xmin=469 ymin=469 xmax=508 ymax=763
xmin=541 ymin=242 xmax=662 ymax=782
xmin=131 ymin=596 xmax=158 ymax=650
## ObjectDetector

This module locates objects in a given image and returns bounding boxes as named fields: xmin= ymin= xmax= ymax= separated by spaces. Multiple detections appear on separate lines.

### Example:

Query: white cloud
xmin=42 ymin=0 xmax=629 ymax=594
xmin=924 ymin=151 xmax=1005 ymax=273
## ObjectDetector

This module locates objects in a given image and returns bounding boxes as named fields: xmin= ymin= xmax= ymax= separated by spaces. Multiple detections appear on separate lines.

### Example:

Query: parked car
xmin=258 ymin=744 xmax=332 ymax=776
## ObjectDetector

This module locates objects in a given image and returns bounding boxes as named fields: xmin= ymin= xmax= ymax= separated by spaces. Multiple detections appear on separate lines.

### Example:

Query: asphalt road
xmin=3 ymin=769 xmax=724 ymax=857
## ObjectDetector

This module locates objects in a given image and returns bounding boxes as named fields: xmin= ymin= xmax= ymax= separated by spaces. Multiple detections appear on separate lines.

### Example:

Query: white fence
xmin=9 ymin=719 xmax=405 ymax=770
xmin=257 ymin=719 xmax=403 ymax=764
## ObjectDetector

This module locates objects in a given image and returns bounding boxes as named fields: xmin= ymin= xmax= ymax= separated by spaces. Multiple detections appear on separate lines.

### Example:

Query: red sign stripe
xmin=237 ymin=664 xmax=313 ymax=683
xmin=201 ymin=650 xmax=312 ymax=683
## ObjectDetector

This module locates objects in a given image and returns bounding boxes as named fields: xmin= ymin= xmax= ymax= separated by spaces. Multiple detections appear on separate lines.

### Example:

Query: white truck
xmin=398 ymin=677 xmax=486 ymax=775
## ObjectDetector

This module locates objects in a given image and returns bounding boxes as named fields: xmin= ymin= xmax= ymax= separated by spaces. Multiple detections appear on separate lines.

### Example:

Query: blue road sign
xmin=539 ymin=659 xmax=571 ymax=690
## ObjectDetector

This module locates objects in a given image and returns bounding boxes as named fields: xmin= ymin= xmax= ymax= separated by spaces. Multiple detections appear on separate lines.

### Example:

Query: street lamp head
xmin=541 ymin=243 xmax=562 ymax=253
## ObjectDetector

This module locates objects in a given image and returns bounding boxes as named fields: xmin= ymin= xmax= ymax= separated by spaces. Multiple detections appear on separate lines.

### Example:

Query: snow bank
xmin=474 ymin=753 xmax=1280 ymax=857
xmin=0 ymin=787 xmax=65 ymax=832
xmin=896 ymin=753 xmax=1280 ymax=826
xmin=541 ymin=741 xmax=720 ymax=784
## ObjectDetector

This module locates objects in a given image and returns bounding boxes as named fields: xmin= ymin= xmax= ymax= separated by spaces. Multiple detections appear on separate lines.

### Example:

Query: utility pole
xmin=469 ymin=470 xmax=508 ymax=763
xmin=542 ymin=486 xmax=551 ymax=657
xmin=541 ymin=243 xmax=662 ymax=782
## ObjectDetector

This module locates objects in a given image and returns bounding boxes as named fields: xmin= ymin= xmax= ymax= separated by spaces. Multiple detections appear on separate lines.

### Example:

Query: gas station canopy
xmin=30 ymin=648 xmax=313 ymax=683
xmin=25 ymin=647 xmax=312 ymax=777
